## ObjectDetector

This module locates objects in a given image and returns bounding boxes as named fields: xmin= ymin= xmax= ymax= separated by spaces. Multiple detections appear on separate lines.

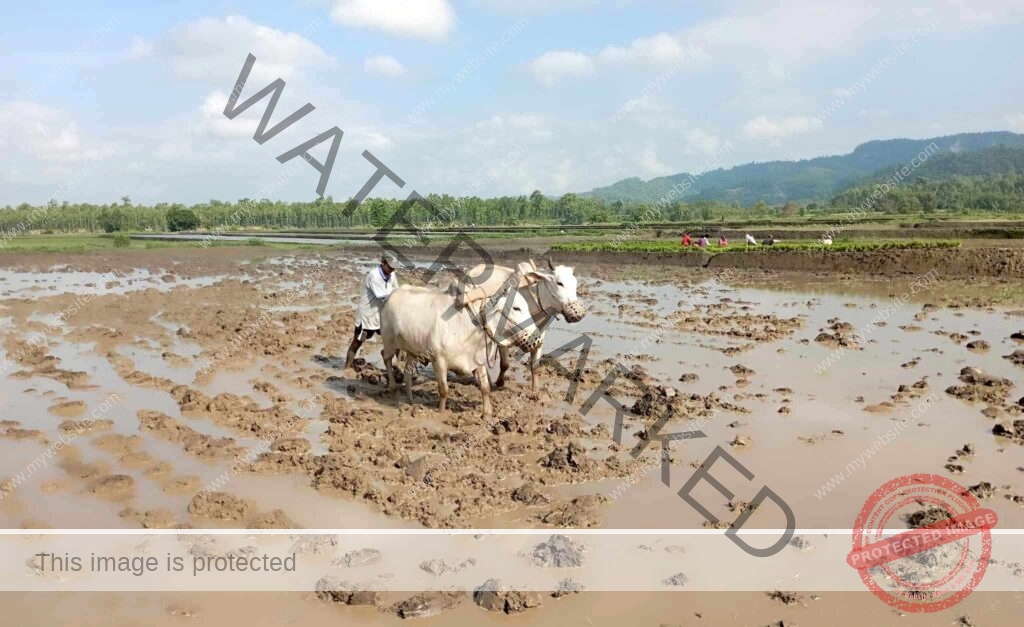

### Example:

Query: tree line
xmin=3 ymin=174 xmax=1024 ymax=236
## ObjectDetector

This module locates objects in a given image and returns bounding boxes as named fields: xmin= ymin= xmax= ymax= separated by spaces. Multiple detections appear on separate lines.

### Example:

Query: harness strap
xmin=476 ymin=300 xmax=500 ymax=369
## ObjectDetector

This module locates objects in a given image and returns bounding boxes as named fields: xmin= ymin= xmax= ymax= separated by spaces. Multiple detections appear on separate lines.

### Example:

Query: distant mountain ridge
xmin=584 ymin=131 xmax=1024 ymax=205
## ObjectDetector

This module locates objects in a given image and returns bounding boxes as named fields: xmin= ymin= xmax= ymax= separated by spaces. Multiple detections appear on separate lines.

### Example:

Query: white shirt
xmin=745 ymin=233 xmax=757 ymax=245
xmin=356 ymin=266 xmax=398 ymax=330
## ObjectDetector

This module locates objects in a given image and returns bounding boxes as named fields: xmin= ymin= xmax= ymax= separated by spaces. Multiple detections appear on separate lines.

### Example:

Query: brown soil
xmin=550 ymin=246 xmax=1024 ymax=279
xmin=187 ymin=491 xmax=255 ymax=521
xmin=47 ymin=400 xmax=87 ymax=417
xmin=138 ymin=410 xmax=242 ymax=460
xmin=85 ymin=474 xmax=135 ymax=500
xmin=4 ymin=243 xmax=1024 ymax=540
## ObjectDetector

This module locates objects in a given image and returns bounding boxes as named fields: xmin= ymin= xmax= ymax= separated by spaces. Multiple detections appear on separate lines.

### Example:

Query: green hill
xmin=584 ymin=131 xmax=1024 ymax=205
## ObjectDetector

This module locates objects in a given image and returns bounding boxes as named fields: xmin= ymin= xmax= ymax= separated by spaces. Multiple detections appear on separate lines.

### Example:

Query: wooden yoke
xmin=454 ymin=259 xmax=544 ymax=308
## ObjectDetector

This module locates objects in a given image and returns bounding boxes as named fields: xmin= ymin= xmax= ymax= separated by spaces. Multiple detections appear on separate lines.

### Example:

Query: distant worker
xmin=745 ymin=233 xmax=757 ymax=246
xmin=763 ymin=234 xmax=775 ymax=246
xmin=682 ymin=232 xmax=692 ymax=247
xmin=821 ymin=235 xmax=833 ymax=246
xmin=345 ymin=253 xmax=399 ymax=372
xmin=718 ymin=235 xmax=728 ymax=246
xmin=698 ymin=234 xmax=709 ymax=248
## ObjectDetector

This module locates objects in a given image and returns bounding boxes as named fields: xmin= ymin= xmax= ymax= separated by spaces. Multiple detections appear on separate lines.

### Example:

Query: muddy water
xmin=523 ymin=276 xmax=1024 ymax=530
xmin=3 ymin=255 xmax=1023 ymax=532
xmin=4 ymin=251 xmax=1024 ymax=625
xmin=3 ymin=591 xmax=1024 ymax=626
xmin=0 ymin=308 xmax=409 ymax=530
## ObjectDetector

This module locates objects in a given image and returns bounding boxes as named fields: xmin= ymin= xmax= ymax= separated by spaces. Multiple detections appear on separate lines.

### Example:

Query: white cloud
xmin=0 ymin=101 xmax=110 ymax=162
xmin=331 ymin=0 xmax=455 ymax=42
xmin=858 ymin=108 xmax=890 ymax=119
xmin=199 ymin=91 xmax=260 ymax=139
xmin=637 ymin=143 xmax=674 ymax=177
xmin=522 ymin=0 xmax=1024 ymax=88
xmin=742 ymin=115 xmax=823 ymax=141
xmin=472 ymin=0 xmax=597 ymax=11
xmin=684 ymin=128 xmax=723 ymax=155
xmin=1006 ymin=114 xmax=1024 ymax=132
xmin=125 ymin=35 xmax=154 ymax=60
xmin=164 ymin=15 xmax=333 ymax=84
xmin=524 ymin=51 xmax=596 ymax=86
xmin=598 ymin=32 xmax=691 ymax=66
xmin=363 ymin=54 xmax=408 ymax=77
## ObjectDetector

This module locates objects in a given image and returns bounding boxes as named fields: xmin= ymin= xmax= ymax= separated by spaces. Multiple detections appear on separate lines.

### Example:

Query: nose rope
xmin=478 ymin=298 xmax=502 ymax=369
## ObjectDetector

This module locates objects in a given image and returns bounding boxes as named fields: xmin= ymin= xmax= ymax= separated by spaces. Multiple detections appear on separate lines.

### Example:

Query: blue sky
xmin=2 ymin=0 xmax=1023 ymax=206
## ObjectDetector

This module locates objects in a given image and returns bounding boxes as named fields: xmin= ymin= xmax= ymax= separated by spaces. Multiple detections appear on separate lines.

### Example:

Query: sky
xmin=2 ymin=0 xmax=1024 ymax=206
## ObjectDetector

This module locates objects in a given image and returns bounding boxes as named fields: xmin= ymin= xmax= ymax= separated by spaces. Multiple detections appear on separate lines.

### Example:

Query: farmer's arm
xmin=368 ymin=271 xmax=395 ymax=301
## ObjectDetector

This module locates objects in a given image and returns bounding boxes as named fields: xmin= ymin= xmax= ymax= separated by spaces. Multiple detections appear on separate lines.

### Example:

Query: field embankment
xmin=542 ymin=241 xmax=1024 ymax=278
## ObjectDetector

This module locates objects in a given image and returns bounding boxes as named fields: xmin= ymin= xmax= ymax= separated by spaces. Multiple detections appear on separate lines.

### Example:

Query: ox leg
xmin=433 ymin=357 xmax=449 ymax=413
xmin=529 ymin=337 xmax=545 ymax=394
xmin=381 ymin=348 xmax=397 ymax=393
xmin=494 ymin=345 xmax=510 ymax=389
xmin=404 ymin=356 xmax=415 ymax=401
xmin=476 ymin=365 xmax=493 ymax=419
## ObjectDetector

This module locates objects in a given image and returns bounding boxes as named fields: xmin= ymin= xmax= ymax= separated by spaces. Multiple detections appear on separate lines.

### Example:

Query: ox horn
xmin=545 ymin=256 xmax=555 ymax=271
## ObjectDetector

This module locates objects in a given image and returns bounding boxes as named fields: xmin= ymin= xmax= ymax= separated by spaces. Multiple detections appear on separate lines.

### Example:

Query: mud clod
xmin=907 ymin=507 xmax=951 ymax=528
xmin=552 ymin=578 xmax=584 ymax=598
xmin=473 ymin=579 xmax=543 ymax=614
xmin=767 ymin=591 xmax=805 ymax=607
xmin=966 ymin=481 xmax=997 ymax=500
xmin=511 ymin=482 xmax=549 ymax=505
xmin=531 ymin=535 xmax=586 ymax=568
xmin=966 ymin=340 xmax=990 ymax=352
xmin=187 ymin=491 xmax=254 ymax=521
xmin=248 ymin=509 xmax=300 ymax=529
xmin=392 ymin=591 xmax=465 ymax=619
xmin=337 ymin=548 xmax=382 ymax=567
xmin=946 ymin=367 xmax=1015 ymax=406
xmin=58 ymin=419 xmax=114 ymax=433
xmin=730 ymin=434 xmax=752 ymax=447
xmin=48 ymin=400 xmax=87 ymax=417
xmin=314 ymin=576 xmax=379 ymax=606
xmin=993 ymin=420 xmax=1024 ymax=444
xmin=86 ymin=474 xmax=135 ymax=499
xmin=540 ymin=442 xmax=595 ymax=474
xmin=1004 ymin=350 xmax=1024 ymax=366
xmin=537 ymin=495 xmax=606 ymax=528
xmin=291 ymin=535 xmax=339 ymax=557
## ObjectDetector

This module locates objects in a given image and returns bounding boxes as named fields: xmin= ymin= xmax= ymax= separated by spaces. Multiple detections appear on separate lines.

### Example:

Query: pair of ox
xmin=379 ymin=259 xmax=586 ymax=418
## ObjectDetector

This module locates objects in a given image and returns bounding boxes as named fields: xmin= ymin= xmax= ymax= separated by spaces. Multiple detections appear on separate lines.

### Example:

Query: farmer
xmin=745 ymin=233 xmax=757 ymax=245
xmin=681 ymin=232 xmax=692 ymax=247
xmin=345 ymin=253 xmax=399 ymax=372
xmin=698 ymin=234 xmax=709 ymax=248
xmin=718 ymin=234 xmax=728 ymax=246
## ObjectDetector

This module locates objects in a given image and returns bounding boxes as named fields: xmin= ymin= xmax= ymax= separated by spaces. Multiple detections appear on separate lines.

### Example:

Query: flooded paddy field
xmin=3 ymin=245 xmax=1023 ymax=624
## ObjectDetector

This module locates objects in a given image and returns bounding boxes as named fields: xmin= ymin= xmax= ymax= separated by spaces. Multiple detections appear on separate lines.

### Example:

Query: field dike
xmin=530 ymin=246 xmax=1024 ymax=278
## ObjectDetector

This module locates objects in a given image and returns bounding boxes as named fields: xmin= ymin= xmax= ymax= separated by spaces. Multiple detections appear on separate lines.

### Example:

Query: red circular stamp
xmin=846 ymin=473 xmax=998 ymax=612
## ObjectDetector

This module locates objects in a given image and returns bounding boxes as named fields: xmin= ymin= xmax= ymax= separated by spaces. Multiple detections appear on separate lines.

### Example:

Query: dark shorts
xmin=354 ymin=325 xmax=379 ymax=341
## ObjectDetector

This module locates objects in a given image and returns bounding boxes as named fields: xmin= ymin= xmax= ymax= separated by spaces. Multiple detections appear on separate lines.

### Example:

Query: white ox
xmin=463 ymin=259 xmax=586 ymax=392
xmin=380 ymin=279 xmax=540 ymax=419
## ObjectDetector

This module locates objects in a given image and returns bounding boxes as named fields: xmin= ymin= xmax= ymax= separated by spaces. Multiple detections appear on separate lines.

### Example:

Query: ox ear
xmin=525 ymin=270 xmax=554 ymax=284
